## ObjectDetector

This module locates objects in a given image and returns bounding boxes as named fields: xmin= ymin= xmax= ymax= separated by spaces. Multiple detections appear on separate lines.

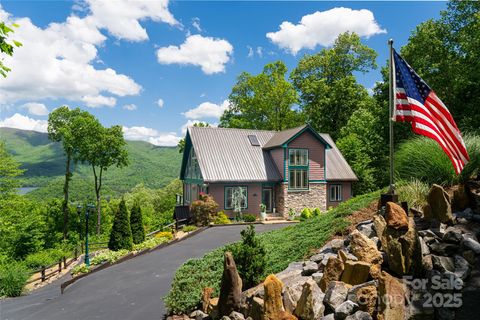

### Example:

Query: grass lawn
xmin=164 ymin=190 xmax=381 ymax=314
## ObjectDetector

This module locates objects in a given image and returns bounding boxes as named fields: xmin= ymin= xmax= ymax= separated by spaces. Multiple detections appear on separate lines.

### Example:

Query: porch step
xmin=265 ymin=216 xmax=285 ymax=221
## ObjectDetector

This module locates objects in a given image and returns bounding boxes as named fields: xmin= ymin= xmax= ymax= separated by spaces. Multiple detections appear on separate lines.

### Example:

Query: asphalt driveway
xmin=0 ymin=223 xmax=291 ymax=320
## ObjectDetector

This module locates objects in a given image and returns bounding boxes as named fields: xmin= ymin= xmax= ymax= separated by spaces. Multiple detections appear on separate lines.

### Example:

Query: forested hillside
xmin=0 ymin=127 xmax=182 ymax=201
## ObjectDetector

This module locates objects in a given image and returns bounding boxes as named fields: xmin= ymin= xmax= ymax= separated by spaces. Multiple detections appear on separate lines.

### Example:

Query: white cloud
xmin=156 ymin=34 xmax=233 ymax=74
xmin=123 ymin=104 xmax=137 ymax=111
xmin=266 ymin=7 xmax=386 ymax=54
xmin=191 ymin=17 xmax=202 ymax=32
xmin=0 ymin=113 xmax=48 ymax=132
xmin=0 ymin=0 xmax=178 ymax=107
xmin=182 ymin=100 xmax=230 ymax=120
xmin=157 ymin=98 xmax=165 ymax=108
xmin=122 ymin=126 xmax=180 ymax=146
xmin=21 ymin=102 xmax=49 ymax=116
xmin=256 ymin=46 xmax=263 ymax=58
xmin=247 ymin=45 xmax=254 ymax=58
xmin=86 ymin=0 xmax=178 ymax=41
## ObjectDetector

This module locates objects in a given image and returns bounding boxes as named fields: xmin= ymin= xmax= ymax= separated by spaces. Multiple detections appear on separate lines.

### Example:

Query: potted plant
xmin=259 ymin=203 xmax=267 ymax=221
xmin=287 ymin=208 xmax=296 ymax=221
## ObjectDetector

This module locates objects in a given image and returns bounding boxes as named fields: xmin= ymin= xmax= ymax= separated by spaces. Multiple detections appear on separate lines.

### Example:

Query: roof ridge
xmin=189 ymin=126 xmax=277 ymax=133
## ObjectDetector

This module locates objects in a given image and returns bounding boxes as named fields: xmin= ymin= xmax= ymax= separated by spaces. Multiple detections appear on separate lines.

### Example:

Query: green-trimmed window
xmin=225 ymin=186 xmax=247 ymax=210
xmin=329 ymin=184 xmax=342 ymax=202
xmin=289 ymin=149 xmax=308 ymax=166
xmin=289 ymin=169 xmax=308 ymax=190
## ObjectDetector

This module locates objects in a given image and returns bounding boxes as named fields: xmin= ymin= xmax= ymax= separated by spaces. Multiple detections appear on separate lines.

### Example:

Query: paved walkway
xmin=0 ymin=224 xmax=290 ymax=320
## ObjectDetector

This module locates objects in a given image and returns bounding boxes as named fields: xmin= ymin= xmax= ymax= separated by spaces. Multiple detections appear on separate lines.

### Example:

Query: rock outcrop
xmin=427 ymin=184 xmax=454 ymax=224
xmin=218 ymin=252 xmax=243 ymax=316
xmin=293 ymin=279 xmax=324 ymax=320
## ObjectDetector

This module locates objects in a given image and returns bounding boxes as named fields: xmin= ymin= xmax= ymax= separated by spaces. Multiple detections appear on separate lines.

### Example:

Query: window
xmin=184 ymin=183 xmax=192 ymax=204
xmin=289 ymin=149 xmax=308 ymax=166
xmin=289 ymin=169 xmax=308 ymax=190
xmin=225 ymin=186 xmax=248 ymax=210
xmin=248 ymin=135 xmax=260 ymax=146
xmin=330 ymin=184 xmax=342 ymax=202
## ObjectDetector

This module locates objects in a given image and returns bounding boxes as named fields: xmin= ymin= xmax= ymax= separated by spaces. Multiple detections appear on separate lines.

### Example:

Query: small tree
xmin=0 ymin=142 xmax=24 ymax=199
xmin=190 ymin=194 xmax=218 ymax=226
xmin=232 ymin=225 xmax=266 ymax=290
xmin=108 ymin=199 xmax=132 ymax=251
xmin=232 ymin=187 xmax=247 ymax=221
xmin=130 ymin=202 xmax=145 ymax=245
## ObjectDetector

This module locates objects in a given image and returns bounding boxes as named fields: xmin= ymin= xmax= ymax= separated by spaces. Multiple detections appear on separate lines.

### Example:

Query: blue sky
xmin=0 ymin=0 xmax=446 ymax=146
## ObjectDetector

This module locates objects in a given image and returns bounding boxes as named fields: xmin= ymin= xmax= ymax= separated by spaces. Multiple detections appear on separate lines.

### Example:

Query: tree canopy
xmin=0 ymin=22 xmax=22 ymax=77
xmin=0 ymin=142 xmax=24 ymax=199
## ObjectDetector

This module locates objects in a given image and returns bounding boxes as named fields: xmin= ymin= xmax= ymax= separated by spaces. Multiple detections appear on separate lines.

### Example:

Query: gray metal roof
xmin=187 ymin=126 xmax=357 ymax=182
xmin=321 ymin=133 xmax=358 ymax=181
xmin=188 ymin=126 xmax=282 ymax=182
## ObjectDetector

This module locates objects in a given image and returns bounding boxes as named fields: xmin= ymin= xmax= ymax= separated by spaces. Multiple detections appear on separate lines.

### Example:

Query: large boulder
xmin=377 ymin=271 xmax=405 ymax=320
xmin=385 ymin=202 xmax=409 ymax=230
xmin=383 ymin=217 xmax=422 ymax=276
xmin=335 ymin=301 xmax=359 ymax=320
xmin=427 ymin=184 xmax=454 ymax=224
xmin=349 ymin=230 xmax=383 ymax=265
xmin=282 ymin=277 xmax=311 ymax=314
xmin=341 ymin=260 xmax=371 ymax=286
xmin=319 ymin=257 xmax=344 ymax=292
xmin=347 ymin=281 xmax=378 ymax=316
xmin=263 ymin=274 xmax=284 ymax=320
xmin=452 ymin=184 xmax=470 ymax=211
xmin=294 ymin=279 xmax=325 ymax=320
xmin=324 ymin=281 xmax=351 ymax=310
xmin=218 ymin=252 xmax=243 ymax=316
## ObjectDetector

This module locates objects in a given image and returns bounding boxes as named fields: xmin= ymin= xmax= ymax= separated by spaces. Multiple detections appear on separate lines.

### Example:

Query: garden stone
xmin=335 ymin=301 xmax=358 ymax=320
xmin=320 ymin=253 xmax=338 ymax=269
xmin=454 ymin=255 xmax=470 ymax=280
xmin=294 ymin=279 xmax=325 ymax=320
xmin=347 ymin=281 xmax=377 ymax=316
xmin=311 ymin=272 xmax=323 ymax=285
xmin=229 ymin=311 xmax=245 ymax=320
xmin=330 ymin=238 xmax=345 ymax=252
xmin=323 ymin=281 xmax=350 ymax=310
xmin=319 ymin=257 xmax=344 ymax=292
xmin=452 ymin=184 xmax=469 ymax=211
xmin=248 ymin=297 xmax=263 ymax=320
xmin=378 ymin=271 xmax=405 ymax=320
xmin=419 ymin=229 xmax=440 ymax=239
xmin=466 ymin=180 xmax=480 ymax=214
xmin=310 ymin=253 xmax=324 ymax=263
xmin=356 ymin=220 xmax=375 ymax=238
xmin=371 ymin=237 xmax=380 ymax=250
xmin=463 ymin=250 xmax=476 ymax=265
xmin=263 ymin=274 xmax=284 ymax=320
xmin=322 ymin=313 xmax=335 ymax=320
xmin=427 ymin=184 xmax=454 ymax=224
xmin=341 ymin=260 xmax=371 ymax=285
xmin=221 ymin=317 xmax=231 ymax=320
xmin=338 ymin=250 xmax=358 ymax=263
xmin=345 ymin=311 xmax=373 ymax=320
xmin=302 ymin=261 xmax=319 ymax=276
xmin=428 ymin=242 xmax=458 ymax=256
xmin=218 ymin=252 xmax=243 ymax=316
xmin=432 ymin=255 xmax=455 ymax=273
xmin=201 ymin=287 xmax=214 ymax=313
xmin=190 ymin=310 xmax=209 ymax=320
xmin=422 ymin=254 xmax=433 ymax=272
xmin=462 ymin=235 xmax=480 ymax=254
xmin=349 ymin=230 xmax=383 ymax=265
xmin=276 ymin=311 xmax=298 ymax=320
xmin=282 ymin=277 xmax=311 ymax=313
xmin=373 ymin=214 xmax=387 ymax=248
xmin=385 ymin=202 xmax=409 ymax=230
xmin=419 ymin=237 xmax=430 ymax=256
xmin=443 ymin=228 xmax=463 ymax=244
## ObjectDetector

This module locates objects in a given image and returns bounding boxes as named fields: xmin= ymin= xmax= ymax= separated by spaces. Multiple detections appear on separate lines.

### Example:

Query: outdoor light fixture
xmin=77 ymin=203 xmax=96 ymax=266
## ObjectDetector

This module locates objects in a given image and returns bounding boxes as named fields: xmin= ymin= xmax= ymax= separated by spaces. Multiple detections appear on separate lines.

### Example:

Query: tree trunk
xmin=93 ymin=165 xmax=103 ymax=235
xmin=62 ymin=153 xmax=72 ymax=240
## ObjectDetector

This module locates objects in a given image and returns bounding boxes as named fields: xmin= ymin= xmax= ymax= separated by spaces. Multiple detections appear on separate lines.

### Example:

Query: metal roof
xmin=186 ymin=126 xmax=357 ymax=182
xmin=188 ymin=126 xmax=282 ymax=182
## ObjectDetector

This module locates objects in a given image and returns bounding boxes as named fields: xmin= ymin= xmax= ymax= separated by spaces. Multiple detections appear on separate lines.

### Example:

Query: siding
xmin=208 ymin=183 xmax=263 ymax=217
xmin=286 ymin=130 xmax=325 ymax=181
xmin=326 ymin=182 xmax=352 ymax=209
xmin=270 ymin=148 xmax=285 ymax=180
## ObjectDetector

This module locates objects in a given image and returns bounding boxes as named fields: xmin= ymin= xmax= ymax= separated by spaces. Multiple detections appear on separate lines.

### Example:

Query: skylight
xmin=248 ymin=134 xmax=260 ymax=146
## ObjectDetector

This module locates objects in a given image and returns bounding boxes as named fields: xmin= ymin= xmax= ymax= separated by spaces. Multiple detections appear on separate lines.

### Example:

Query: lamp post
xmin=77 ymin=203 xmax=95 ymax=266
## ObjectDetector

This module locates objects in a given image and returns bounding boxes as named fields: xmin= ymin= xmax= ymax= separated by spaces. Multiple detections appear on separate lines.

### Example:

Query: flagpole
xmin=388 ymin=39 xmax=395 ymax=194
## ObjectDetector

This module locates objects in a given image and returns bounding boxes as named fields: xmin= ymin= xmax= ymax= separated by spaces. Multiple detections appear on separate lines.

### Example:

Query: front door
xmin=262 ymin=187 xmax=273 ymax=213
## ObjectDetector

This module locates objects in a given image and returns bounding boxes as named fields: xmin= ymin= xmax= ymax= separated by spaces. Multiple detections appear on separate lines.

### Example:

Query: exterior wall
xmin=286 ymin=130 xmax=325 ymax=181
xmin=270 ymin=148 xmax=285 ymax=180
xmin=326 ymin=182 xmax=353 ymax=209
xmin=208 ymin=182 xmax=263 ymax=217
xmin=276 ymin=183 xmax=327 ymax=217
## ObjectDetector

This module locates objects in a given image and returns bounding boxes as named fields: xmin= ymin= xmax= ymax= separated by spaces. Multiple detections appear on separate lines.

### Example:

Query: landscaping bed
xmin=164 ymin=190 xmax=381 ymax=314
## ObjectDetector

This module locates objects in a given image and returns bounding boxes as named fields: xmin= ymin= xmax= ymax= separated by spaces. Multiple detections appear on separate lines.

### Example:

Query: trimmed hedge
xmin=164 ymin=190 xmax=381 ymax=314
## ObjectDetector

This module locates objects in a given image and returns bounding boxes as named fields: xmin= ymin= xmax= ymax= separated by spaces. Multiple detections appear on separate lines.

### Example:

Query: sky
xmin=0 ymin=0 xmax=447 ymax=146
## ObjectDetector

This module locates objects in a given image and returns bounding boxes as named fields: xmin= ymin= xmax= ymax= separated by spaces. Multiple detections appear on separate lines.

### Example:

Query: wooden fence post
xmin=63 ymin=256 xmax=67 ymax=269
xmin=41 ymin=267 xmax=46 ymax=282
xmin=81 ymin=242 xmax=84 ymax=254
xmin=74 ymin=248 xmax=78 ymax=259
xmin=58 ymin=261 xmax=62 ymax=273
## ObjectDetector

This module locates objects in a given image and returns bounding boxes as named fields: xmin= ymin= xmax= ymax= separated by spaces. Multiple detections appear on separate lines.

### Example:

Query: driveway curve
xmin=1 ymin=223 xmax=291 ymax=320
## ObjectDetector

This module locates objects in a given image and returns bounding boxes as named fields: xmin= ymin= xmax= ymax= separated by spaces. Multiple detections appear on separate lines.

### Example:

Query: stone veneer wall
xmin=276 ymin=183 xmax=327 ymax=217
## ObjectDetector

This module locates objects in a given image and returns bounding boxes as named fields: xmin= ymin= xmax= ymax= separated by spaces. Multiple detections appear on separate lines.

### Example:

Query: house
xmin=179 ymin=124 xmax=357 ymax=218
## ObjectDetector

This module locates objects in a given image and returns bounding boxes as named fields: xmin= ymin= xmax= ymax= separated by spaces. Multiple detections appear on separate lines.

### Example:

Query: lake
xmin=17 ymin=187 xmax=38 ymax=195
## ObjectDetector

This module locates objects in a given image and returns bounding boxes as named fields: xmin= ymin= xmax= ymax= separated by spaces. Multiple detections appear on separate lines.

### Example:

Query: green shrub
xmin=90 ymin=249 xmax=129 ymax=266
xmin=155 ymin=231 xmax=173 ymax=240
xmin=231 ymin=225 xmax=266 ymax=290
xmin=395 ymin=134 xmax=480 ymax=186
xmin=182 ymin=225 xmax=198 ymax=233
xmin=397 ymin=179 xmax=429 ymax=210
xmin=300 ymin=208 xmax=312 ymax=219
xmin=213 ymin=211 xmax=231 ymax=225
xmin=164 ymin=190 xmax=381 ymax=314
xmin=312 ymin=208 xmax=321 ymax=216
xmin=0 ymin=261 xmax=29 ymax=297
xmin=24 ymin=247 xmax=67 ymax=269
xmin=243 ymin=214 xmax=257 ymax=222
xmin=191 ymin=194 xmax=218 ymax=226
xmin=130 ymin=202 xmax=145 ymax=245
xmin=133 ymin=236 xmax=169 ymax=251
xmin=108 ymin=199 xmax=133 ymax=251
xmin=71 ymin=263 xmax=89 ymax=275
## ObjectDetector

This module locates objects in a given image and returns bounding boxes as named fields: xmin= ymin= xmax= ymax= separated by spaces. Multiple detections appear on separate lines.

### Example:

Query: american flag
xmin=393 ymin=49 xmax=469 ymax=174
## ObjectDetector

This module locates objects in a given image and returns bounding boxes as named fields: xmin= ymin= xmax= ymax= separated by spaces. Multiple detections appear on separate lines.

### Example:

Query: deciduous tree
xmin=0 ymin=142 xmax=24 ymax=199
xmin=0 ymin=21 xmax=22 ymax=77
